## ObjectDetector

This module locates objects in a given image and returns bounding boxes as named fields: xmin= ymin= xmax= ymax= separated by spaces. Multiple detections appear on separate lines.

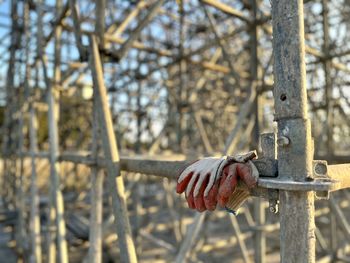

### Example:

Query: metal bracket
xmin=258 ymin=133 xmax=342 ymax=212
xmin=260 ymin=133 xmax=280 ymax=213
xmin=313 ymin=160 xmax=331 ymax=200
xmin=257 ymin=160 xmax=340 ymax=203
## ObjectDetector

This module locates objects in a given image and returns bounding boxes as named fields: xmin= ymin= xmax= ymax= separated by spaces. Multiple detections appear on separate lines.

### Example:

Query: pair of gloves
xmin=176 ymin=151 xmax=259 ymax=214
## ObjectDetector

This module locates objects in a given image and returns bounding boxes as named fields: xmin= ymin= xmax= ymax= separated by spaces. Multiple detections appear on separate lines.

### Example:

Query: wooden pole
xmin=271 ymin=0 xmax=316 ymax=262
xmin=89 ymin=35 xmax=138 ymax=263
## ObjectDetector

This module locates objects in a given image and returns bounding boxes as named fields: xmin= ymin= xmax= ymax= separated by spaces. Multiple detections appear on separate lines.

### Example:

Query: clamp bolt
xmin=277 ymin=136 xmax=290 ymax=147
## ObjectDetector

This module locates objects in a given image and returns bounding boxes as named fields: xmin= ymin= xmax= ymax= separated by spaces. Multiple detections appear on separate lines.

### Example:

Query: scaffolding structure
xmin=1 ymin=0 xmax=350 ymax=262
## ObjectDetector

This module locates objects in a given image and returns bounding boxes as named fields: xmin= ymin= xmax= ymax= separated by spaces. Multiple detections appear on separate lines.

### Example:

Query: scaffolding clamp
xmin=256 ymin=133 xmax=347 ymax=213
xmin=255 ymin=158 xmax=350 ymax=214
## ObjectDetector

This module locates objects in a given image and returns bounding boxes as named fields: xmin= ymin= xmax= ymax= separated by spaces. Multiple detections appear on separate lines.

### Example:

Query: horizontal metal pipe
xmin=17 ymin=151 xmax=276 ymax=199
xmin=59 ymin=152 xmax=277 ymax=178
xmin=14 ymin=151 xmax=350 ymax=194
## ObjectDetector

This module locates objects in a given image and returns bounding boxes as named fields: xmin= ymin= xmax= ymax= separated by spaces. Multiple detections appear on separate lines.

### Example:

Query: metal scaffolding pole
xmin=272 ymin=0 xmax=316 ymax=261
xmin=87 ymin=95 xmax=104 ymax=263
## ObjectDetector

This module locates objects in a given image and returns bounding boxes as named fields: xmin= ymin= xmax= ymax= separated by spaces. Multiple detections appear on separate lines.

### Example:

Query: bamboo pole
xmin=86 ymin=2 xmax=107 ymax=261
xmin=29 ymin=69 xmax=42 ymax=263
xmin=175 ymin=213 xmax=205 ymax=263
xmin=224 ymin=87 xmax=257 ymax=155
xmin=106 ymin=1 xmax=147 ymax=37
xmin=25 ymin=7 xmax=42 ymax=259
xmin=200 ymin=0 xmax=250 ymax=23
xmin=68 ymin=0 xmax=87 ymax=60
xmin=38 ymin=0 xmax=69 ymax=261
xmin=36 ymin=1 xmax=55 ymax=260
xmin=249 ymin=1 xmax=266 ymax=262
xmin=201 ymin=4 xmax=241 ymax=88
xmin=321 ymin=0 xmax=338 ymax=254
xmin=271 ymin=0 xmax=316 ymax=261
xmin=2 ymin=0 xmax=20 ymax=210
xmin=116 ymin=0 xmax=164 ymax=60
xmin=177 ymin=0 xmax=185 ymax=151
xmin=89 ymin=35 xmax=138 ymax=263
xmin=16 ymin=2 xmax=27 ymax=254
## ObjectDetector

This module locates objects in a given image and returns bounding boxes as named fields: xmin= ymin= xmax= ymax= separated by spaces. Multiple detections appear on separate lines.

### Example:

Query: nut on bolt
xmin=313 ymin=161 xmax=328 ymax=178
xmin=277 ymin=136 xmax=290 ymax=147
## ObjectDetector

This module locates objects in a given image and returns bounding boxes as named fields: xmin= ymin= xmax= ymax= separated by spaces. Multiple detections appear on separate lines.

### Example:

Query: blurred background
xmin=0 ymin=0 xmax=349 ymax=262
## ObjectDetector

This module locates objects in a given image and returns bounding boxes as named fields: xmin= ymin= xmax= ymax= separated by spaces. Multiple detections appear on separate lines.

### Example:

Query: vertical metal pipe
xmin=88 ymin=96 xmax=103 ymax=263
xmin=271 ymin=0 xmax=316 ymax=262
xmin=95 ymin=0 xmax=106 ymax=49
xmin=87 ymin=4 xmax=107 ymax=260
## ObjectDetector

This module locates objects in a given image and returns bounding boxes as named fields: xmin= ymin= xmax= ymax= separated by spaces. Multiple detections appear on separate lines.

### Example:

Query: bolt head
xmin=277 ymin=136 xmax=290 ymax=147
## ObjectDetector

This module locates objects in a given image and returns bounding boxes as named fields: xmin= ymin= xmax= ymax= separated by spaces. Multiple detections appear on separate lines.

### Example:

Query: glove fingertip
xmin=204 ymin=184 xmax=218 ymax=210
xmin=204 ymin=200 xmax=217 ymax=211
xmin=187 ymin=194 xmax=195 ymax=209
xmin=176 ymin=172 xmax=193 ymax=194
xmin=194 ymin=196 xmax=206 ymax=211
xmin=176 ymin=179 xmax=188 ymax=193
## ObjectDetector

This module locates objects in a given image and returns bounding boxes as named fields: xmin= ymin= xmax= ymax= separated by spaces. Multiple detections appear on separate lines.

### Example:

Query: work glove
xmin=176 ymin=151 xmax=259 ymax=214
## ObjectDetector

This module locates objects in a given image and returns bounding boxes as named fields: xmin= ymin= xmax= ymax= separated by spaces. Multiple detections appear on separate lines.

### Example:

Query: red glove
xmin=176 ymin=152 xmax=258 ymax=213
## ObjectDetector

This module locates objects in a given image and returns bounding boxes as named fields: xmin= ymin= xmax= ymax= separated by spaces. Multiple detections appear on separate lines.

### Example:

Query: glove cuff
xmin=225 ymin=189 xmax=250 ymax=214
xmin=224 ymin=156 xmax=259 ymax=215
